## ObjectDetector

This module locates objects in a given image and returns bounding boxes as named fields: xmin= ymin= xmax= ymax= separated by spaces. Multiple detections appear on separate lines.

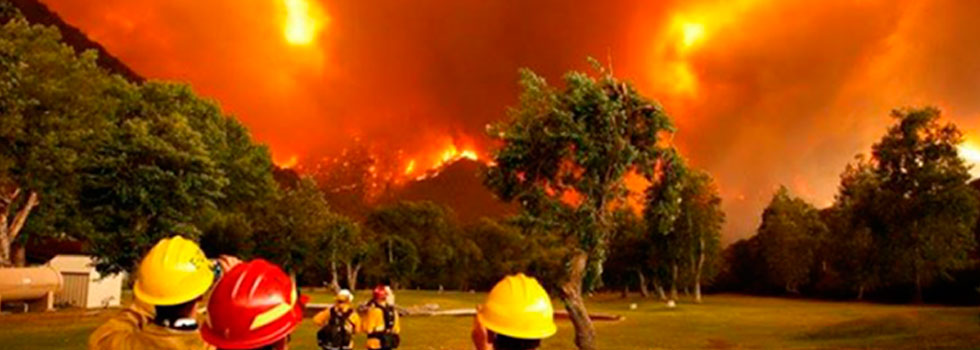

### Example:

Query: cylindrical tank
xmin=0 ymin=266 xmax=63 ymax=300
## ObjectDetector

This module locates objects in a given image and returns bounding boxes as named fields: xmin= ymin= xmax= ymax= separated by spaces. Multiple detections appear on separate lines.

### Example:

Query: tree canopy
xmin=484 ymin=61 xmax=674 ymax=350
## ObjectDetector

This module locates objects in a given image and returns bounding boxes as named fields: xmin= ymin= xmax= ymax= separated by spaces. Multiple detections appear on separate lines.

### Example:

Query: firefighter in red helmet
xmin=362 ymin=285 xmax=400 ymax=350
xmin=200 ymin=259 xmax=308 ymax=350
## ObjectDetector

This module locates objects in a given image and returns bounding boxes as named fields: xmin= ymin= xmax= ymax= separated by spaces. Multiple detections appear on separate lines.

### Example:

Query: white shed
xmin=47 ymin=255 xmax=124 ymax=309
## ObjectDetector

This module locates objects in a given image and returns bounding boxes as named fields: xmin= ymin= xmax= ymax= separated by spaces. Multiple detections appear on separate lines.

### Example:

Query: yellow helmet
xmin=133 ymin=236 xmax=214 ymax=306
xmin=477 ymin=273 xmax=557 ymax=340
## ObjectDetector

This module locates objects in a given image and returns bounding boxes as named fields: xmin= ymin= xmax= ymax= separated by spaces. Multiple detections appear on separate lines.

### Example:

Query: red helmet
xmin=201 ymin=259 xmax=308 ymax=349
xmin=373 ymin=285 xmax=388 ymax=300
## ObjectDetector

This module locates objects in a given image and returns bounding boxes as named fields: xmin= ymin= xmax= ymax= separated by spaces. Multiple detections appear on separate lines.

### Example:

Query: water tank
xmin=0 ymin=266 xmax=63 ymax=300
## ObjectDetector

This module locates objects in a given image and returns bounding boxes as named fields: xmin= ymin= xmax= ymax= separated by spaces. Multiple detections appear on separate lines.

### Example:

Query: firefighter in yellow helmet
xmin=314 ymin=289 xmax=361 ymax=350
xmin=472 ymin=274 xmax=557 ymax=350
xmin=88 ymin=236 xmax=239 ymax=350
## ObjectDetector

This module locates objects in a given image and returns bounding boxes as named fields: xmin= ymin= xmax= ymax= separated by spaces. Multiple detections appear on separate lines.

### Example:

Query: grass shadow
xmin=797 ymin=315 xmax=915 ymax=340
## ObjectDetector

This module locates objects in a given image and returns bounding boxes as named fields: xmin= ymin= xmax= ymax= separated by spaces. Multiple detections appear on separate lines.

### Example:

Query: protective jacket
xmin=88 ymin=300 xmax=211 ymax=350
xmin=362 ymin=301 xmax=400 ymax=349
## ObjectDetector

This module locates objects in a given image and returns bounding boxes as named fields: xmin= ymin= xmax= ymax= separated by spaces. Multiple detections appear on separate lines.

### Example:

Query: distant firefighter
xmin=315 ymin=289 xmax=361 ymax=350
xmin=363 ymin=285 xmax=400 ymax=350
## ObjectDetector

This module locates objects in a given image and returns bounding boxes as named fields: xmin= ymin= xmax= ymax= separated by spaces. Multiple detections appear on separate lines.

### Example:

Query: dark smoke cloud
xmin=41 ymin=0 xmax=980 ymax=242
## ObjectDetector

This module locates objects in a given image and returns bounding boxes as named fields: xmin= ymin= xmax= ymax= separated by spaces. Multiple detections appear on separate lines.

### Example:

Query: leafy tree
xmin=136 ymin=82 xmax=278 ymax=256
xmin=484 ymin=61 xmax=673 ymax=350
xmin=869 ymin=107 xmax=978 ymax=301
xmin=674 ymin=169 xmax=724 ymax=303
xmin=644 ymin=149 xmax=687 ymax=301
xmin=462 ymin=217 xmax=567 ymax=291
xmin=826 ymin=156 xmax=880 ymax=299
xmin=320 ymin=213 xmax=368 ymax=291
xmin=81 ymin=101 xmax=227 ymax=274
xmin=363 ymin=201 xmax=458 ymax=289
xmin=603 ymin=210 xmax=652 ymax=297
xmin=716 ymin=236 xmax=768 ymax=293
xmin=251 ymin=178 xmax=332 ymax=282
xmin=756 ymin=186 xmax=827 ymax=293
xmin=0 ymin=15 xmax=122 ymax=266
xmin=140 ymin=82 xmax=276 ymax=213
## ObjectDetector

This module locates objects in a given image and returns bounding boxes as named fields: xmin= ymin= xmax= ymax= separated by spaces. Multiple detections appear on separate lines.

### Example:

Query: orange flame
xmin=276 ymin=155 xmax=299 ymax=169
xmin=403 ymin=159 xmax=416 ymax=175
xmin=282 ymin=0 xmax=326 ymax=46
xmin=401 ymin=140 xmax=484 ymax=178
xmin=958 ymin=137 xmax=980 ymax=178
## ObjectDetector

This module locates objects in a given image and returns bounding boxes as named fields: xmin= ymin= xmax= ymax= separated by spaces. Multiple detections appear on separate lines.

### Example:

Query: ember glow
xmin=282 ymin=0 xmax=325 ymax=46
xmin=403 ymin=160 xmax=416 ymax=175
xmin=681 ymin=22 xmax=705 ymax=48
xmin=404 ymin=143 xmax=482 ymax=179
xmin=276 ymin=155 xmax=299 ymax=169
xmin=958 ymin=138 xmax=980 ymax=178
xmin=41 ymin=0 xmax=980 ymax=242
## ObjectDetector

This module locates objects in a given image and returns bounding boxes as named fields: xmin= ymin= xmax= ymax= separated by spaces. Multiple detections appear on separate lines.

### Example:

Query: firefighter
xmin=200 ymin=259 xmax=307 ymax=350
xmin=314 ymin=289 xmax=361 ymax=350
xmin=362 ymin=285 xmax=400 ymax=350
xmin=88 ymin=236 xmax=238 ymax=350
xmin=471 ymin=274 xmax=557 ymax=350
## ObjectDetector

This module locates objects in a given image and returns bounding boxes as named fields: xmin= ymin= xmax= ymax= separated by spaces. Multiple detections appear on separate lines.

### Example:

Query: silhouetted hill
xmin=386 ymin=159 xmax=517 ymax=223
xmin=4 ymin=0 xmax=143 ymax=82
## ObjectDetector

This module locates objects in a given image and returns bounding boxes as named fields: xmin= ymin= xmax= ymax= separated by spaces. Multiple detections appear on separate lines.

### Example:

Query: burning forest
xmin=4 ymin=0 xmax=980 ymax=349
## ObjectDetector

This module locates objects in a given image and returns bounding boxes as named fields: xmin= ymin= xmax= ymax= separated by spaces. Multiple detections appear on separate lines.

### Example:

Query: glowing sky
xmin=40 ymin=0 xmax=980 ymax=242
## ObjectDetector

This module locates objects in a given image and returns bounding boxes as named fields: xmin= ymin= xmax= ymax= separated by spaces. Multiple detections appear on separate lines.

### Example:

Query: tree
xmin=756 ymin=186 xmax=827 ymax=293
xmin=137 ymin=82 xmax=279 ymax=259
xmin=252 ymin=178 xmax=333 ymax=283
xmin=644 ymin=149 xmax=687 ymax=302
xmin=159 ymin=83 xmax=277 ymax=210
xmin=0 ymin=15 xmax=121 ymax=266
xmin=484 ymin=61 xmax=673 ymax=350
xmin=363 ymin=201 xmax=459 ymax=289
xmin=869 ymin=107 xmax=978 ymax=301
xmin=321 ymin=213 xmax=367 ymax=291
xmin=826 ymin=156 xmax=880 ymax=299
xmin=716 ymin=236 xmax=768 ymax=293
xmin=674 ymin=169 xmax=724 ymax=303
xmin=81 ymin=103 xmax=227 ymax=274
xmin=603 ymin=210 xmax=651 ymax=297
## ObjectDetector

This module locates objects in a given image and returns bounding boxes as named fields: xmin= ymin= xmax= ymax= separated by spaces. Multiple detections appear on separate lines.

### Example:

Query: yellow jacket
xmin=362 ymin=302 xmax=400 ymax=349
xmin=88 ymin=300 xmax=211 ymax=350
xmin=313 ymin=302 xmax=362 ymax=347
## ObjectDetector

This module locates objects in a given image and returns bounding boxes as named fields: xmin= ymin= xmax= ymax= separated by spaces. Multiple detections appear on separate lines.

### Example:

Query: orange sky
xmin=41 ymin=0 xmax=980 ymax=242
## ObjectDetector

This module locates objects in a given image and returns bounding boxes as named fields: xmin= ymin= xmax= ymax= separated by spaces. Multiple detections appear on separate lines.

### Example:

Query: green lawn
xmin=2 ymin=291 xmax=979 ymax=349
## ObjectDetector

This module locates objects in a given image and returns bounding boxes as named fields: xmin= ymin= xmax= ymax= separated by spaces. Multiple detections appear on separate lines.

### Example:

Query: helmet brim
xmin=477 ymin=310 xmax=558 ymax=340
xmin=201 ymin=300 xmax=304 ymax=349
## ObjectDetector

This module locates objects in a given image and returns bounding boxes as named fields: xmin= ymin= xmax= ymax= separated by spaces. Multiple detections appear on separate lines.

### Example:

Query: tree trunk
xmin=344 ymin=262 xmax=361 ymax=291
xmin=329 ymin=259 xmax=340 ymax=292
xmin=0 ymin=189 xmax=39 ymax=267
xmin=856 ymin=284 xmax=865 ymax=300
xmin=13 ymin=243 xmax=26 ymax=267
xmin=670 ymin=263 xmax=679 ymax=302
xmin=0 ymin=228 xmax=10 ymax=267
xmin=636 ymin=270 xmax=649 ymax=298
xmin=694 ymin=238 xmax=705 ymax=303
xmin=653 ymin=278 xmax=667 ymax=301
xmin=560 ymin=250 xmax=597 ymax=350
